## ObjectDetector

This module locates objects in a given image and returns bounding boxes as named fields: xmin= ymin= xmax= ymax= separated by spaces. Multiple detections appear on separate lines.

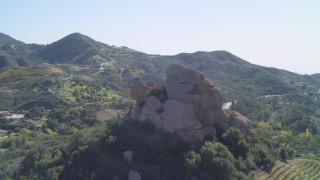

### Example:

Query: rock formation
xmin=122 ymin=64 xmax=254 ymax=143
xmin=128 ymin=170 xmax=141 ymax=180
xmin=228 ymin=111 xmax=254 ymax=138
xmin=123 ymin=150 xmax=133 ymax=163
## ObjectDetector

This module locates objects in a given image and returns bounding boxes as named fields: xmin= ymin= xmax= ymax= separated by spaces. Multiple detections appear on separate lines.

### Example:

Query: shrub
xmin=200 ymin=141 xmax=237 ymax=179
xmin=280 ymin=146 xmax=295 ymax=162
xmin=222 ymin=127 xmax=250 ymax=158
xmin=183 ymin=151 xmax=201 ymax=176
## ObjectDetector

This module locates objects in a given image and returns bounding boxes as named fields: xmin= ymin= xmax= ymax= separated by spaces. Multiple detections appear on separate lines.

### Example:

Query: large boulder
xmin=165 ymin=64 xmax=225 ymax=130
xmin=139 ymin=96 xmax=162 ymax=128
xmin=123 ymin=150 xmax=133 ymax=163
xmin=116 ymin=111 xmax=129 ymax=126
xmin=130 ymin=82 xmax=153 ymax=102
xmin=128 ymin=170 xmax=141 ymax=180
xmin=160 ymin=100 xmax=204 ymax=143
xmin=125 ymin=64 xmax=254 ymax=144
xmin=130 ymin=105 xmax=142 ymax=120
xmin=228 ymin=111 xmax=254 ymax=139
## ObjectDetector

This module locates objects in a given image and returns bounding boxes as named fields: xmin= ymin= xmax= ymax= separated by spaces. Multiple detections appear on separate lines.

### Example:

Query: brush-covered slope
xmin=36 ymin=33 xmax=109 ymax=64
xmin=0 ymin=32 xmax=23 ymax=46
xmin=0 ymin=32 xmax=45 ymax=72
xmin=118 ymin=50 xmax=318 ymax=99
xmin=311 ymin=74 xmax=320 ymax=84
xmin=1 ymin=32 xmax=319 ymax=99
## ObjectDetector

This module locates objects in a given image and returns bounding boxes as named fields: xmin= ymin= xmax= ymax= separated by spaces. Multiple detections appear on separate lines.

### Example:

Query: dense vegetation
xmin=232 ymin=84 xmax=320 ymax=158
xmin=0 ymin=117 xmax=278 ymax=179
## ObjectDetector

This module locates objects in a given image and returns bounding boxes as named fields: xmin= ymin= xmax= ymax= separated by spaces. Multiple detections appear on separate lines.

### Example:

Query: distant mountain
xmin=0 ymin=32 xmax=319 ymax=100
xmin=117 ymin=50 xmax=318 ymax=99
xmin=0 ymin=33 xmax=42 ymax=72
xmin=311 ymin=74 xmax=320 ymax=84
xmin=36 ymin=33 xmax=108 ymax=64
xmin=0 ymin=32 xmax=23 ymax=46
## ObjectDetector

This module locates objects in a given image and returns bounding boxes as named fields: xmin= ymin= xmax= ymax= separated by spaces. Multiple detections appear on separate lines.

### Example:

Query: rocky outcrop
xmin=130 ymin=82 xmax=155 ymax=102
xmin=228 ymin=111 xmax=254 ymax=139
xmin=123 ymin=150 xmax=133 ymax=163
xmin=128 ymin=170 xmax=141 ymax=180
xmin=139 ymin=96 xmax=162 ymax=127
xmin=123 ymin=64 xmax=254 ymax=144
xmin=165 ymin=64 xmax=226 ymax=129
xmin=130 ymin=105 xmax=142 ymax=120
xmin=161 ymin=100 xmax=204 ymax=142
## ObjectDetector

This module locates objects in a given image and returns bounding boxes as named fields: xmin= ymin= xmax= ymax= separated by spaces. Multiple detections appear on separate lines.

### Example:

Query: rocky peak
xmin=122 ymin=64 xmax=254 ymax=143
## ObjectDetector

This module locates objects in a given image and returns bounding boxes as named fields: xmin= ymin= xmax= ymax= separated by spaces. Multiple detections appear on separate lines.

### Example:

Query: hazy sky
xmin=1 ymin=0 xmax=319 ymax=74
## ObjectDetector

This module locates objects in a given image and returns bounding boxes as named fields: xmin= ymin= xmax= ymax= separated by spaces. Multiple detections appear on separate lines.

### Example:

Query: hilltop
xmin=36 ymin=33 xmax=107 ymax=64
xmin=0 ymin=32 xmax=23 ymax=46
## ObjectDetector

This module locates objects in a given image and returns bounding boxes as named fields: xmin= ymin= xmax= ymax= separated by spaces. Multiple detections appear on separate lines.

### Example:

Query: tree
xmin=183 ymin=151 xmax=201 ymax=176
xmin=253 ymin=147 xmax=275 ymax=169
xmin=25 ymin=107 xmax=46 ymax=119
xmin=280 ymin=146 xmax=295 ymax=162
xmin=200 ymin=142 xmax=237 ymax=179
xmin=222 ymin=128 xmax=250 ymax=158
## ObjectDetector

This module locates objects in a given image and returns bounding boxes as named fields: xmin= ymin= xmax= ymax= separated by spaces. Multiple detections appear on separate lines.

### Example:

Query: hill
xmin=1 ymin=32 xmax=319 ymax=100
xmin=36 ymin=33 xmax=109 ymax=64
xmin=115 ymin=50 xmax=318 ymax=100
xmin=311 ymin=74 xmax=320 ymax=84
xmin=0 ymin=33 xmax=44 ymax=72
xmin=0 ymin=32 xmax=23 ymax=46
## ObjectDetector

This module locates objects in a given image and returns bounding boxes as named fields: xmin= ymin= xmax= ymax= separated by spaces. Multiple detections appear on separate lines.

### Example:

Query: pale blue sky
xmin=1 ymin=0 xmax=319 ymax=74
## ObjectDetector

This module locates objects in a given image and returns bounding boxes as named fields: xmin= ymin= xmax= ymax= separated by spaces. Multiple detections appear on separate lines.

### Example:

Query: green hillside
xmin=0 ymin=32 xmax=23 ymax=46
xmin=36 ymin=33 xmax=109 ymax=64
xmin=0 ymin=33 xmax=44 ymax=72
xmin=311 ymin=74 xmax=320 ymax=84
xmin=1 ymin=31 xmax=319 ymax=103
xmin=1 ymin=32 xmax=319 ymax=99
xmin=115 ymin=50 xmax=318 ymax=99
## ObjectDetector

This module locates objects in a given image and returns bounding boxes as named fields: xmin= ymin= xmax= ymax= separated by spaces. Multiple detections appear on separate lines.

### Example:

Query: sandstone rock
xmin=161 ymin=100 xmax=204 ymax=143
xmin=217 ymin=110 xmax=230 ymax=130
xmin=165 ymin=76 xmax=194 ymax=103
xmin=126 ymin=64 xmax=254 ymax=144
xmin=167 ymin=64 xmax=206 ymax=85
xmin=228 ymin=111 xmax=254 ymax=139
xmin=116 ymin=111 xmax=129 ymax=126
xmin=156 ymin=85 xmax=166 ymax=94
xmin=139 ymin=96 xmax=162 ymax=128
xmin=130 ymin=105 xmax=142 ymax=120
xmin=130 ymin=82 xmax=152 ymax=102
xmin=123 ymin=150 xmax=133 ymax=163
xmin=203 ymin=126 xmax=217 ymax=137
xmin=128 ymin=170 xmax=141 ymax=180
xmin=165 ymin=64 xmax=224 ymax=130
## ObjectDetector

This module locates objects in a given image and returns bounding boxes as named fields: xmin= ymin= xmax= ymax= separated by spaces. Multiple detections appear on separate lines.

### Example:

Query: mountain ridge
xmin=0 ymin=32 xmax=24 ymax=46
xmin=0 ymin=32 xmax=319 ymax=100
